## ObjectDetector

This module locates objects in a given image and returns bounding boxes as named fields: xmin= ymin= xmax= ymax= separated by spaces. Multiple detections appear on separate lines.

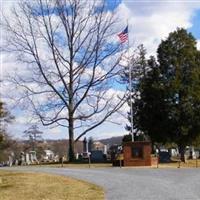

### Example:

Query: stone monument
xmin=123 ymin=141 xmax=157 ymax=166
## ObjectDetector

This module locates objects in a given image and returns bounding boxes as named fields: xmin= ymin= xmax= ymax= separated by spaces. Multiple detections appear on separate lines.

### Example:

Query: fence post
xmin=88 ymin=156 xmax=91 ymax=168
xmin=196 ymin=156 xmax=198 ymax=168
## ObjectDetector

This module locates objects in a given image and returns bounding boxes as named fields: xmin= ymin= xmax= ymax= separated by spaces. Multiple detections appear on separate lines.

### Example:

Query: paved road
xmin=1 ymin=167 xmax=200 ymax=200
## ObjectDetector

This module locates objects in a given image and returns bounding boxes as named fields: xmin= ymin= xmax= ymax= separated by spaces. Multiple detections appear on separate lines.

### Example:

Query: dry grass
xmin=155 ymin=159 xmax=200 ymax=168
xmin=34 ymin=160 xmax=200 ymax=169
xmin=37 ymin=163 xmax=112 ymax=169
xmin=0 ymin=171 xmax=104 ymax=200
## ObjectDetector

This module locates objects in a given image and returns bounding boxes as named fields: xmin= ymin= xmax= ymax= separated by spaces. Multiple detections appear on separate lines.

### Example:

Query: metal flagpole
xmin=127 ymin=20 xmax=134 ymax=142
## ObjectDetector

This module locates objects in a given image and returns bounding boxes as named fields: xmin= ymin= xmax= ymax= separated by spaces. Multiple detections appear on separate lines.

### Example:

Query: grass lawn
xmin=31 ymin=160 xmax=200 ymax=169
xmin=157 ymin=159 xmax=200 ymax=168
xmin=38 ymin=163 xmax=112 ymax=168
xmin=0 ymin=171 xmax=104 ymax=200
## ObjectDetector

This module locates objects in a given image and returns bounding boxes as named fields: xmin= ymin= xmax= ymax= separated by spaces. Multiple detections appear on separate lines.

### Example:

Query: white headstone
xmin=104 ymin=145 xmax=107 ymax=154
xmin=26 ymin=153 xmax=30 ymax=165
xmin=8 ymin=156 xmax=13 ymax=167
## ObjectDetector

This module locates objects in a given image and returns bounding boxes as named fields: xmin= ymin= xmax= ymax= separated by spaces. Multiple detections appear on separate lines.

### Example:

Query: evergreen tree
xmin=157 ymin=28 xmax=200 ymax=161
xmin=0 ymin=101 xmax=14 ymax=161
xmin=88 ymin=137 xmax=94 ymax=152
xmin=133 ymin=56 xmax=171 ymax=146
xmin=122 ymin=134 xmax=132 ymax=143
xmin=133 ymin=28 xmax=200 ymax=161
xmin=0 ymin=101 xmax=14 ymax=142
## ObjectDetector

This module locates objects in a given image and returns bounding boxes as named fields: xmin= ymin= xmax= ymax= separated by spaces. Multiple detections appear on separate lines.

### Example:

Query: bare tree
xmin=24 ymin=125 xmax=43 ymax=151
xmin=1 ymin=0 xmax=125 ymax=160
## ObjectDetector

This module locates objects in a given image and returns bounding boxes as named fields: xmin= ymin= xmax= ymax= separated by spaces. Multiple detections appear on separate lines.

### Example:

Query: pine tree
xmin=0 ymin=101 xmax=14 ymax=142
xmin=133 ymin=56 xmax=171 ymax=146
xmin=88 ymin=137 xmax=94 ymax=152
xmin=157 ymin=28 xmax=200 ymax=161
xmin=0 ymin=101 xmax=14 ymax=161
xmin=133 ymin=28 xmax=200 ymax=161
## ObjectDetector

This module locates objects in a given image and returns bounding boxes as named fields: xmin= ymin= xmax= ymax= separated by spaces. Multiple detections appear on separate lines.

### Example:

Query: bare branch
xmin=1 ymin=0 xmax=125 ymax=159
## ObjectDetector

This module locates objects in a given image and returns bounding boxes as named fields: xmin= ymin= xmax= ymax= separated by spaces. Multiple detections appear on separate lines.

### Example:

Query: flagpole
xmin=127 ymin=20 xmax=134 ymax=142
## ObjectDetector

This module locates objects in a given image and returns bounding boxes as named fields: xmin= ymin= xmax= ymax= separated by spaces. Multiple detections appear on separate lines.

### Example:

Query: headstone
xmin=20 ymin=152 xmax=25 ymax=165
xmin=169 ymin=148 xmax=179 ymax=157
xmin=15 ymin=159 xmax=18 ymax=166
xmin=195 ymin=149 xmax=200 ymax=159
xmin=8 ymin=156 xmax=13 ymax=167
xmin=25 ymin=153 xmax=30 ymax=165
xmin=159 ymin=151 xmax=171 ymax=163
xmin=90 ymin=150 xmax=105 ymax=162
xmin=83 ymin=137 xmax=87 ymax=152
xmin=30 ymin=153 xmax=34 ymax=163
xmin=189 ymin=147 xmax=196 ymax=159
xmin=103 ymin=145 xmax=107 ymax=155
xmin=29 ymin=151 xmax=37 ymax=163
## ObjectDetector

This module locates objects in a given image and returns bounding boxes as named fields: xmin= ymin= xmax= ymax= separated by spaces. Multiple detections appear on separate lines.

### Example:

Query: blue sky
xmin=189 ymin=9 xmax=200 ymax=39
xmin=2 ymin=0 xmax=200 ymax=141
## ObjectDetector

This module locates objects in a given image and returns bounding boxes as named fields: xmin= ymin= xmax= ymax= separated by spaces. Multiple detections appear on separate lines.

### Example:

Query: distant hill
xmin=17 ymin=139 xmax=83 ymax=156
xmin=98 ymin=136 xmax=123 ymax=147
xmin=44 ymin=136 xmax=124 ymax=153
xmin=44 ymin=136 xmax=124 ymax=152
xmin=16 ymin=136 xmax=123 ymax=157
xmin=44 ymin=139 xmax=83 ymax=154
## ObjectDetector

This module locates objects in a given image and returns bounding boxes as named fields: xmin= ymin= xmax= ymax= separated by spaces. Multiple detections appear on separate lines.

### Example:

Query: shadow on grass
xmin=0 ymin=183 xmax=13 ymax=189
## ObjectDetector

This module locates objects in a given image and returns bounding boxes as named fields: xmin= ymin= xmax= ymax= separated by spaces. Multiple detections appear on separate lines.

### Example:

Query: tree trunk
xmin=68 ymin=117 xmax=75 ymax=162
xmin=178 ymin=144 xmax=185 ymax=162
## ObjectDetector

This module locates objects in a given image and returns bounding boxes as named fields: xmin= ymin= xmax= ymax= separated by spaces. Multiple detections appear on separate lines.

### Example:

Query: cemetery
xmin=1 ymin=0 xmax=200 ymax=199
xmin=1 ymin=135 xmax=200 ymax=168
xmin=1 ymin=0 xmax=200 ymax=171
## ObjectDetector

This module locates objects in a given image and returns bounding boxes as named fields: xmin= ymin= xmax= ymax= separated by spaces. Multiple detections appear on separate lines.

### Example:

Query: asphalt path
xmin=1 ymin=167 xmax=200 ymax=200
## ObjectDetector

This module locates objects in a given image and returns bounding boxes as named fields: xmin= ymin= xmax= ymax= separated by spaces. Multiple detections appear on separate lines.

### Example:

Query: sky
xmin=1 ymin=0 xmax=200 ymax=141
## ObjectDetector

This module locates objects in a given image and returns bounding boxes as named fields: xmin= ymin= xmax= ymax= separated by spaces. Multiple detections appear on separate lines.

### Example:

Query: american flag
xmin=118 ymin=26 xmax=128 ymax=43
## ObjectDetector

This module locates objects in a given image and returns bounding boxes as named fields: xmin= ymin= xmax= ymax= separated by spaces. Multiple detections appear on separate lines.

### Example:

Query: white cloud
xmin=2 ymin=1 xmax=200 ymax=140
xmin=117 ymin=1 xmax=200 ymax=56
xmin=86 ymin=122 xmax=127 ymax=140
xmin=197 ymin=40 xmax=200 ymax=50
